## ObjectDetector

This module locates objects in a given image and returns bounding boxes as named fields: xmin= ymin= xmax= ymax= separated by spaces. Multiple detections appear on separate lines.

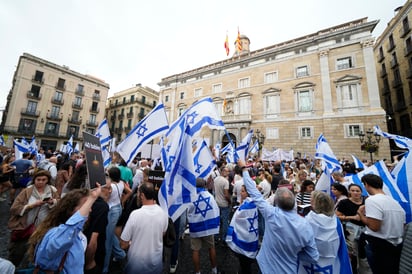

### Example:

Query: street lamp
xmin=358 ymin=128 xmax=381 ymax=163
xmin=252 ymin=129 xmax=265 ymax=156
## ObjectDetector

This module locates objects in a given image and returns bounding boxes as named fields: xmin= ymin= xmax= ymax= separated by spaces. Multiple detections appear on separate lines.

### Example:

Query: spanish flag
xmin=224 ymin=33 xmax=230 ymax=56
xmin=236 ymin=28 xmax=242 ymax=52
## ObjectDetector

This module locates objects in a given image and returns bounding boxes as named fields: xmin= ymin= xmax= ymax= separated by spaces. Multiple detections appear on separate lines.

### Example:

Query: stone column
xmin=319 ymin=50 xmax=333 ymax=114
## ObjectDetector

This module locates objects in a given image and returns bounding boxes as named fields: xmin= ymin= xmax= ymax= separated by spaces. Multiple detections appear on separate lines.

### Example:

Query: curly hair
xmin=28 ymin=188 xmax=89 ymax=261
xmin=66 ymin=163 xmax=87 ymax=190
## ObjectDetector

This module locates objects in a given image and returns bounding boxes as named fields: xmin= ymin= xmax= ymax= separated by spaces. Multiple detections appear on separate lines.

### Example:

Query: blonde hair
xmin=311 ymin=191 xmax=334 ymax=217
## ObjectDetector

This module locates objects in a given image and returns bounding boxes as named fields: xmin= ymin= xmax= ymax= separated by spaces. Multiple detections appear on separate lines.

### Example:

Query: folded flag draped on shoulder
xmin=226 ymin=197 xmax=259 ymax=259
xmin=158 ymin=117 xmax=198 ymax=222
xmin=374 ymin=125 xmax=412 ymax=222
xmin=117 ymin=103 xmax=169 ymax=164
xmin=167 ymin=97 xmax=225 ymax=137
xmin=236 ymin=129 xmax=254 ymax=161
xmin=314 ymin=134 xmax=342 ymax=195
xmin=193 ymin=140 xmax=216 ymax=179
xmin=96 ymin=118 xmax=112 ymax=147
xmin=351 ymin=154 xmax=365 ymax=170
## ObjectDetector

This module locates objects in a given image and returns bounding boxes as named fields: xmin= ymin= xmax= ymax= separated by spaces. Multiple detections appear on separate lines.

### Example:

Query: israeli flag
xmin=102 ymin=146 xmax=112 ymax=168
xmin=158 ymin=117 xmax=198 ymax=222
xmin=314 ymin=134 xmax=342 ymax=195
xmin=226 ymin=142 xmax=237 ymax=164
xmin=14 ymin=139 xmax=30 ymax=159
xmin=220 ymin=143 xmax=231 ymax=155
xmin=351 ymin=154 xmax=365 ymax=170
xmin=193 ymin=140 xmax=216 ymax=179
xmin=117 ymin=103 xmax=169 ymax=164
xmin=214 ymin=143 xmax=221 ymax=159
xmin=66 ymin=135 xmax=74 ymax=155
xmin=226 ymin=197 xmax=259 ymax=259
xmin=0 ymin=135 xmax=5 ymax=146
xmin=249 ymin=140 xmax=259 ymax=155
xmin=29 ymin=136 xmax=39 ymax=160
xmin=374 ymin=125 xmax=412 ymax=222
xmin=236 ymin=129 xmax=254 ymax=161
xmin=167 ymin=97 xmax=225 ymax=137
xmin=96 ymin=118 xmax=112 ymax=147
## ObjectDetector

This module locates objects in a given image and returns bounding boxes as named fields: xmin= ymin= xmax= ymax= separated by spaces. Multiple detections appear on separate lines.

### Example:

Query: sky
xmin=0 ymin=0 xmax=407 ymax=110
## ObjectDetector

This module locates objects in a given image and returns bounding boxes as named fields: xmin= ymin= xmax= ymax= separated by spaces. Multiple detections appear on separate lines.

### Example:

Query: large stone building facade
xmin=105 ymin=84 xmax=158 ymax=142
xmin=0 ymin=53 xmax=109 ymax=151
xmin=374 ymin=0 xmax=412 ymax=148
xmin=159 ymin=18 xmax=390 ymax=161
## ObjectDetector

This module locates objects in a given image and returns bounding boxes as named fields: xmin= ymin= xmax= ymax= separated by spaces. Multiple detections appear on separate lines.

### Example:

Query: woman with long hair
xmin=331 ymin=182 xmax=348 ymax=210
xmin=296 ymin=180 xmax=315 ymax=206
xmin=61 ymin=163 xmax=88 ymax=197
xmin=28 ymin=186 xmax=101 ymax=273
xmin=8 ymin=170 xmax=59 ymax=269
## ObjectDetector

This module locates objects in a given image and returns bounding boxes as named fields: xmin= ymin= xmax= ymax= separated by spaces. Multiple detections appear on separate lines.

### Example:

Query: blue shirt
xmin=242 ymin=170 xmax=319 ymax=274
xmin=34 ymin=211 xmax=87 ymax=273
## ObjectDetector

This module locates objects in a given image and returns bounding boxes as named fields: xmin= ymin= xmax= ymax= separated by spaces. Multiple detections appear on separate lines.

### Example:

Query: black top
xmin=336 ymin=198 xmax=364 ymax=227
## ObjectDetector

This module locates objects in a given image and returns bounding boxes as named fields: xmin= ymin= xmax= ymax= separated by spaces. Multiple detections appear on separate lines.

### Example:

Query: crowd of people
xmin=0 ymin=146 xmax=408 ymax=274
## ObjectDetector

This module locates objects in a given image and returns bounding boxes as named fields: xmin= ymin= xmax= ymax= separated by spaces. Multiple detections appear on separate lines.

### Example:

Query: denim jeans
xmin=103 ymin=204 xmax=125 ymax=273
xmin=218 ymin=206 xmax=230 ymax=241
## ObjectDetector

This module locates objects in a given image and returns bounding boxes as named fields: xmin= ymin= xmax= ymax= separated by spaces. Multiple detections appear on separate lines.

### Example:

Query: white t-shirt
xmin=232 ymin=178 xmax=244 ymax=204
xmin=121 ymin=205 xmax=168 ymax=273
xmin=214 ymin=176 xmax=229 ymax=207
xmin=365 ymin=193 xmax=405 ymax=245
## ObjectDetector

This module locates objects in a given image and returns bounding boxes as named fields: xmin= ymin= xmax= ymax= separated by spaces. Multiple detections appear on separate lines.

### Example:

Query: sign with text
xmin=83 ymin=132 xmax=106 ymax=188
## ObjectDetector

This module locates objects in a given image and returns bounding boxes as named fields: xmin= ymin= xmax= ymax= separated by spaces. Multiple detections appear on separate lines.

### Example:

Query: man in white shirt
xmin=132 ymin=159 xmax=148 ymax=191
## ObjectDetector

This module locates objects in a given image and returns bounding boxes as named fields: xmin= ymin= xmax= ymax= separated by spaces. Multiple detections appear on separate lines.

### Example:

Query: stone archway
xmin=222 ymin=133 xmax=236 ymax=148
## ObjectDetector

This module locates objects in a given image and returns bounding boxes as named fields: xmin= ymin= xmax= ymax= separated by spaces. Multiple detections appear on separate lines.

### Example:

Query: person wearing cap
xmin=237 ymin=159 xmax=318 ymax=273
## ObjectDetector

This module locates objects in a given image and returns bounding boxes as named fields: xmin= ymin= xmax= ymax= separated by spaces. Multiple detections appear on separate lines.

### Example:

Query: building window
xmin=86 ymin=128 xmax=95 ymax=134
xmin=336 ymin=57 xmax=353 ymax=70
xmin=194 ymin=88 xmax=203 ymax=98
xmin=180 ymin=92 xmax=184 ymax=99
xmin=264 ymin=94 xmax=280 ymax=118
xmin=72 ymin=110 xmax=80 ymax=121
xmin=57 ymin=78 xmax=65 ymax=89
xmin=178 ymin=107 xmax=185 ymax=116
xmin=76 ymin=84 xmax=84 ymax=93
xmin=74 ymin=96 xmax=82 ymax=107
xmin=345 ymin=124 xmax=362 ymax=137
xmin=123 ymin=97 xmax=126 ymax=103
xmin=264 ymin=72 xmax=278 ymax=83
xmin=300 ymin=127 xmax=313 ymax=138
xmin=296 ymin=66 xmax=309 ymax=78
xmin=212 ymin=83 xmax=222 ymax=93
xmin=238 ymin=78 xmax=250 ymax=88
xmin=50 ymin=106 xmax=60 ymax=118
xmin=54 ymin=91 xmax=63 ymax=102
xmin=266 ymin=128 xmax=279 ymax=139
xmin=238 ymin=96 xmax=251 ymax=115
xmin=130 ymin=95 xmax=135 ymax=102
xmin=91 ymin=102 xmax=98 ymax=112
xmin=27 ymin=101 xmax=38 ymax=114
xmin=338 ymin=84 xmax=359 ymax=108
xmin=297 ymin=90 xmax=312 ymax=112
xmin=127 ymin=119 xmax=132 ymax=129
xmin=30 ymin=85 xmax=41 ymax=97
xmin=34 ymin=70 xmax=44 ymax=82
xmin=389 ymin=34 xmax=395 ymax=50
xmin=165 ymin=95 xmax=169 ymax=102
xmin=214 ymin=101 xmax=223 ymax=116
xmin=46 ymin=122 xmax=58 ymax=134
xmin=90 ymin=114 xmax=96 ymax=124
xmin=142 ymin=96 xmax=146 ymax=104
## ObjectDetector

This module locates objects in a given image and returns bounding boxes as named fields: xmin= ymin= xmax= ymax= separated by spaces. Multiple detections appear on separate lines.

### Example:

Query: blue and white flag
xmin=236 ymin=129 xmax=254 ymax=161
xmin=117 ymin=103 xmax=169 ymax=164
xmin=14 ymin=139 xmax=30 ymax=159
xmin=158 ymin=117 xmax=198 ymax=221
xmin=226 ymin=197 xmax=259 ymax=259
xmin=351 ymin=154 xmax=365 ymax=170
xmin=214 ymin=143 xmax=221 ymax=159
xmin=167 ymin=97 xmax=225 ymax=137
xmin=0 ymin=135 xmax=5 ymax=146
xmin=249 ymin=140 xmax=259 ymax=155
xmin=193 ymin=140 xmax=216 ymax=179
xmin=66 ymin=135 xmax=74 ymax=155
xmin=314 ymin=134 xmax=342 ymax=195
xmin=225 ymin=142 xmax=237 ymax=163
xmin=220 ymin=143 xmax=231 ymax=155
xmin=96 ymin=118 xmax=112 ymax=147
xmin=29 ymin=136 xmax=38 ymax=160
xmin=102 ymin=146 xmax=112 ymax=168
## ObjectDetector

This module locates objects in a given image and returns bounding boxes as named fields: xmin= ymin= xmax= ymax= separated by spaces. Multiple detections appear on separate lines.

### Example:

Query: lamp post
xmin=358 ymin=128 xmax=381 ymax=163
xmin=252 ymin=129 xmax=265 ymax=156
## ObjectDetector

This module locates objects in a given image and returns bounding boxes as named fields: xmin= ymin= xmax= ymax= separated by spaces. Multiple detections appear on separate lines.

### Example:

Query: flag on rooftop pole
xmin=167 ymin=97 xmax=225 ymax=138
xmin=236 ymin=27 xmax=242 ymax=52
xmin=193 ymin=140 xmax=216 ymax=179
xmin=224 ymin=32 xmax=230 ymax=56
xmin=117 ymin=103 xmax=169 ymax=165
xmin=158 ymin=117 xmax=198 ymax=221
xmin=96 ymin=118 xmax=112 ymax=147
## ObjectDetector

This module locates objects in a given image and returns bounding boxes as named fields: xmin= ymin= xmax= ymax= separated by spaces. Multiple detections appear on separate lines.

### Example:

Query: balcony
xmin=390 ymin=58 xmax=399 ymax=68
xmin=55 ymin=84 xmax=66 ymax=91
xmin=221 ymin=114 xmax=252 ymax=122
xmin=114 ymin=127 xmax=123 ymax=134
xmin=400 ymin=24 xmax=411 ymax=38
xmin=75 ymin=88 xmax=84 ymax=96
xmin=21 ymin=108 xmax=40 ymax=117
xmin=51 ymin=97 xmax=64 ymax=105
xmin=46 ymin=113 xmax=63 ymax=121
xmin=26 ymin=91 xmax=42 ymax=100
xmin=72 ymin=102 xmax=83 ymax=110
xmin=67 ymin=117 xmax=82 ymax=125
xmin=44 ymin=130 xmax=59 ymax=137
xmin=90 ymin=107 xmax=99 ymax=113
xmin=118 ymin=114 xmax=124 ymax=120
xmin=127 ymin=112 xmax=134 ymax=118
xmin=31 ymin=76 xmax=44 ymax=85
xmin=394 ymin=101 xmax=407 ymax=112
xmin=86 ymin=120 xmax=98 ymax=127
xmin=405 ymin=45 xmax=412 ymax=56
xmin=377 ymin=52 xmax=385 ymax=63
xmin=392 ymin=79 xmax=403 ymax=88
xmin=92 ymin=93 xmax=100 ymax=101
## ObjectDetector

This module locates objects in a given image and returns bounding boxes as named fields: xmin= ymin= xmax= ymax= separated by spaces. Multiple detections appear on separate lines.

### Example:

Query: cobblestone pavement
xmin=0 ymin=195 xmax=259 ymax=273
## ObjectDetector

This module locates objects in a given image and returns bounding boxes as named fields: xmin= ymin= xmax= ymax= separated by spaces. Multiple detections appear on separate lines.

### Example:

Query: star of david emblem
xmin=136 ymin=123 xmax=148 ymax=138
xmin=166 ymin=144 xmax=172 ymax=153
xmin=186 ymin=111 xmax=198 ymax=124
xmin=166 ymin=155 xmax=175 ymax=172
xmin=96 ymin=133 xmax=102 ymax=138
xmin=303 ymin=263 xmax=333 ymax=274
xmin=247 ymin=211 xmax=259 ymax=236
xmin=195 ymin=163 xmax=202 ymax=174
xmin=193 ymin=193 xmax=213 ymax=217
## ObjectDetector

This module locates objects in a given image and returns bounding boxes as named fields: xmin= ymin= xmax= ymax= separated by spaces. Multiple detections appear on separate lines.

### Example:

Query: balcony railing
xmin=51 ymin=97 xmax=64 ymax=105
xmin=46 ymin=113 xmax=63 ymax=121
xmin=86 ymin=120 xmax=98 ymax=127
xmin=21 ymin=108 xmax=40 ymax=117
xmin=72 ymin=102 xmax=83 ymax=109
xmin=118 ymin=114 xmax=124 ymax=120
xmin=75 ymin=89 xmax=85 ymax=96
xmin=67 ymin=117 xmax=82 ymax=124
xmin=31 ymin=76 xmax=44 ymax=85
xmin=92 ymin=93 xmax=101 ymax=100
xmin=27 ymin=91 xmax=42 ymax=100
xmin=43 ymin=130 xmax=59 ymax=137
xmin=127 ymin=112 xmax=134 ymax=118
xmin=55 ymin=84 xmax=66 ymax=91
xmin=400 ymin=24 xmax=411 ymax=38
xmin=90 ymin=107 xmax=99 ymax=113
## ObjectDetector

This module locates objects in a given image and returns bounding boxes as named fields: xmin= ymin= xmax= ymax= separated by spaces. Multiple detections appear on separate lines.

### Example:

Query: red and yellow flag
xmin=236 ymin=28 xmax=242 ymax=52
xmin=224 ymin=33 xmax=230 ymax=56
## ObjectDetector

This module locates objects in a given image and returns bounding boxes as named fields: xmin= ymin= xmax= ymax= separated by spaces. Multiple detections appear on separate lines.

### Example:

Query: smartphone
xmin=43 ymin=197 xmax=51 ymax=202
